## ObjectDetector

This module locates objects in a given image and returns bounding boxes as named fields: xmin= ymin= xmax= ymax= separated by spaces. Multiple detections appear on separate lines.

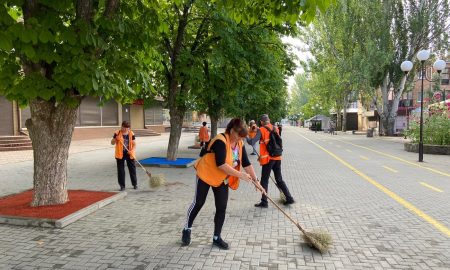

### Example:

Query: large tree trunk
xmin=167 ymin=108 xmax=184 ymax=160
xmin=342 ymin=106 xmax=347 ymax=132
xmin=378 ymin=74 xmax=407 ymax=136
xmin=210 ymin=114 xmax=219 ymax=139
xmin=26 ymin=99 xmax=79 ymax=206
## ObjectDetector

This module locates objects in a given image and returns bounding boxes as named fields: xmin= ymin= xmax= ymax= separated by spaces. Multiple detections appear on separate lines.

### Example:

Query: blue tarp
xmin=139 ymin=157 xmax=196 ymax=168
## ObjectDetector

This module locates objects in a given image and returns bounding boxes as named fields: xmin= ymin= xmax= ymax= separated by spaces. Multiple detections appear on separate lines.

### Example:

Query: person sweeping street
xmin=254 ymin=114 xmax=295 ymax=208
xmin=111 ymin=121 xmax=138 ymax=191
xmin=182 ymin=118 xmax=257 ymax=250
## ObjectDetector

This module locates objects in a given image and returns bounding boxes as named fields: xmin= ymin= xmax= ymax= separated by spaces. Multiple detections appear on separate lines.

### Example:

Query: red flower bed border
xmin=0 ymin=190 xmax=116 ymax=220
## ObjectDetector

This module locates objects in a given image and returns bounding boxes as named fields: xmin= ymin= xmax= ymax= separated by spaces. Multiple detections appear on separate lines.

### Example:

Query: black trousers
xmin=116 ymin=154 xmax=137 ymax=188
xmin=185 ymin=177 xmax=228 ymax=236
xmin=259 ymin=160 xmax=293 ymax=204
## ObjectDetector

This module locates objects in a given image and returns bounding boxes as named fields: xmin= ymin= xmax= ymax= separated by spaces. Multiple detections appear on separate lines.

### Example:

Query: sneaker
xmin=133 ymin=185 xmax=138 ymax=190
xmin=213 ymin=237 xmax=229 ymax=250
xmin=283 ymin=199 xmax=295 ymax=206
xmin=120 ymin=187 xmax=125 ymax=191
xmin=254 ymin=202 xmax=268 ymax=208
xmin=181 ymin=229 xmax=191 ymax=246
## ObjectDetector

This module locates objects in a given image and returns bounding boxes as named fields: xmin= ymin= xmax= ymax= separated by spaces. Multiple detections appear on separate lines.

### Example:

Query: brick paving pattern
xmin=0 ymin=127 xmax=449 ymax=269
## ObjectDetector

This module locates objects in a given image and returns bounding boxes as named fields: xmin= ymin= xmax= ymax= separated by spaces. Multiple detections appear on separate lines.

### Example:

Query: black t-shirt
xmin=113 ymin=133 xmax=136 ymax=154
xmin=210 ymin=137 xmax=251 ymax=168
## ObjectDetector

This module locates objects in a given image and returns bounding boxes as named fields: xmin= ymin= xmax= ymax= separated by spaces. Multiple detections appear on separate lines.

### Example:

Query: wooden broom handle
xmin=251 ymin=146 xmax=284 ymax=193
xmin=120 ymin=141 xmax=151 ymax=176
xmin=252 ymin=179 xmax=306 ymax=233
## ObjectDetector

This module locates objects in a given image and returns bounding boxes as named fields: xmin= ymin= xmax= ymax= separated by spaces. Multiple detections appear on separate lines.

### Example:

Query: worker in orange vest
xmin=246 ymin=120 xmax=260 ymax=155
xmin=255 ymin=114 xmax=295 ymax=208
xmin=111 ymin=121 xmax=137 ymax=191
xmin=198 ymin=122 xmax=210 ymax=147
xmin=182 ymin=118 xmax=257 ymax=249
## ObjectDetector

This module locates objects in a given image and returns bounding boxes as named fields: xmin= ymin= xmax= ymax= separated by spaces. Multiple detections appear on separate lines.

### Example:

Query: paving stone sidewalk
xmin=0 ymin=127 xmax=449 ymax=270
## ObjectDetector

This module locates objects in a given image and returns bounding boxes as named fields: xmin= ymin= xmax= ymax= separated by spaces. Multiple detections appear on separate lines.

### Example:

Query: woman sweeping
xmin=182 ymin=118 xmax=257 ymax=249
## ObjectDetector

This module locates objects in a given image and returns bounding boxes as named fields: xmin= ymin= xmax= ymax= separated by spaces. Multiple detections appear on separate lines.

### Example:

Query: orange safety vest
xmin=194 ymin=133 xmax=243 ymax=190
xmin=259 ymin=124 xmax=281 ymax=165
xmin=199 ymin=126 xmax=210 ymax=142
xmin=248 ymin=125 xmax=258 ymax=139
xmin=114 ymin=130 xmax=135 ymax=159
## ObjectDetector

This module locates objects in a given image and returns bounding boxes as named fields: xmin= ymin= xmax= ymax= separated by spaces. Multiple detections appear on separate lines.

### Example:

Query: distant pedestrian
xmin=246 ymin=120 xmax=260 ymax=155
xmin=111 ymin=121 xmax=137 ymax=191
xmin=329 ymin=121 xmax=335 ymax=135
xmin=182 ymin=118 xmax=257 ymax=249
xmin=198 ymin=122 xmax=210 ymax=147
xmin=278 ymin=122 xmax=283 ymax=136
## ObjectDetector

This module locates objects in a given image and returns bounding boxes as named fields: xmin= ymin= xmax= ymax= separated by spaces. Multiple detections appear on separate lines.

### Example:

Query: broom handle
xmin=120 ymin=140 xmax=151 ymax=176
xmin=252 ymin=179 xmax=306 ymax=234
xmin=251 ymin=145 xmax=285 ymax=195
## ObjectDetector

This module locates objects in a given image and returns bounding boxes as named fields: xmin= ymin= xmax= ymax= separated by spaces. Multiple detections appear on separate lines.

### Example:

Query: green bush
xmin=405 ymin=111 xmax=450 ymax=146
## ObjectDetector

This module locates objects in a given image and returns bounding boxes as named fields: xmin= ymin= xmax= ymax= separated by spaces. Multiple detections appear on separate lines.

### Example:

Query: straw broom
xmin=252 ymin=179 xmax=332 ymax=253
xmin=120 ymin=141 xmax=165 ymax=188
xmin=251 ymin=146 xmax=286 ymax=203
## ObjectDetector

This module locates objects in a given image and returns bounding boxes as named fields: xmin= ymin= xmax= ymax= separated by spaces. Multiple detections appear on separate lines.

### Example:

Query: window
xmin=441 ymin=67 xmax=449 ymax=85
xmin=21 ymin=97 xmax=118 ymax=128
xmin=79 ymin=97 xmax=101 ymax=126
xmin=144 ymin=102 xmax=164 ymax=125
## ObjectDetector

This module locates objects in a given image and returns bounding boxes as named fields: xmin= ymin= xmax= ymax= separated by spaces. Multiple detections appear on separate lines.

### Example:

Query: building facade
xmin=0 ymin=97 xmax=200 ymax=139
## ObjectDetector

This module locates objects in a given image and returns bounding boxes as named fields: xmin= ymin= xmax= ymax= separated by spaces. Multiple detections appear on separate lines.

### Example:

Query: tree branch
xmin=104 ymin=0 xmax=120 ymax=19
xmin=76 ymin=0 xmax=94 ymax=22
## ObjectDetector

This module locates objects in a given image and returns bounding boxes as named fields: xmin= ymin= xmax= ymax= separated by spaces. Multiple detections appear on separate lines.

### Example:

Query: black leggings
xmin=185 ymin=177 xmax=228 ymax=236
xmin=259 ymin=160 xmax=293 ymax=203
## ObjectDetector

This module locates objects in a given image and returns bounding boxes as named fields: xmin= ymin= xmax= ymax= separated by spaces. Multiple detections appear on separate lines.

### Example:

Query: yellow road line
xmin=420 ymin=182 xmax=444 ymax=193
xmin=335 ymin=139 xmax=450 ymax=178
xmin=297 ymin=132 xmax=450 ymax=238
xmin=345 ymin=149 xmax=352 ymax=153
xmin=383 ymin=166 xmax=398 ymax=173
xmin=360 ymin=155 xmax=369 ymax=160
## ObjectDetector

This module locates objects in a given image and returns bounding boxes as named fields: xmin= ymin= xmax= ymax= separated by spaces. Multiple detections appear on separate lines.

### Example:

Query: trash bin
xmin=367 ymin=128 xmax=374 ymax=137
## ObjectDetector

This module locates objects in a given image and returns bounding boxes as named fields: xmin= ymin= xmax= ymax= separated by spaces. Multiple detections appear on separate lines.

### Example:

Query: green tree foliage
xmin=302 ymin=0 xmax=371 ymax=130
xmin=288 ymin=73 xmax=310 ymax=116
xmin=0 ymin=0 xmax=158 ymax=206
xmin=154 ymin=0 xmax=333 ymax=159
xmin=301 ymin=0 xmax=449 ymax=134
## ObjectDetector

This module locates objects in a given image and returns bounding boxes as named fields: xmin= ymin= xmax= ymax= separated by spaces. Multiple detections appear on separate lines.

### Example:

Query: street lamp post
xmin=401 ymin=51 xmax=446 ymax=162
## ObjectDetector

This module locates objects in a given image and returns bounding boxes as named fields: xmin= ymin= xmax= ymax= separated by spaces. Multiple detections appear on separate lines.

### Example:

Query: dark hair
xmin=121 ymin=121 xmax=131 ymax=128
xmin=202 ymin=122 xmax=207 ymax=126
xmin=226 ymin=118 xmax=248 ymax=137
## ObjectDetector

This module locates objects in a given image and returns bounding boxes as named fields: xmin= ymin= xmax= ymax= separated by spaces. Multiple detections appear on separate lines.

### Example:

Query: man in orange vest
xmin=111 ymin=121 xmax=137 ymax=191
xmin=255 ymin=114 xmax=295 ymax=208
xmin=246 ymin=120 xmax=260 ymax=155
xmin=198 ymin=122 xmax=210 ymax=147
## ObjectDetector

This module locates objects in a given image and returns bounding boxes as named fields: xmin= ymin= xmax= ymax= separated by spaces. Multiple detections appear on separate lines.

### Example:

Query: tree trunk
xmin=387 ymin=116 xmax=396 ymax=136
xmin=210 ymin=114 xmax=219 ymax=139
xmin=167 ymin=109 xmax=184 ymax=160
xmin=342 ymin=106 xmax=347 ymax=132
xmin=26 ymin=99 xmax=79 ymax=206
